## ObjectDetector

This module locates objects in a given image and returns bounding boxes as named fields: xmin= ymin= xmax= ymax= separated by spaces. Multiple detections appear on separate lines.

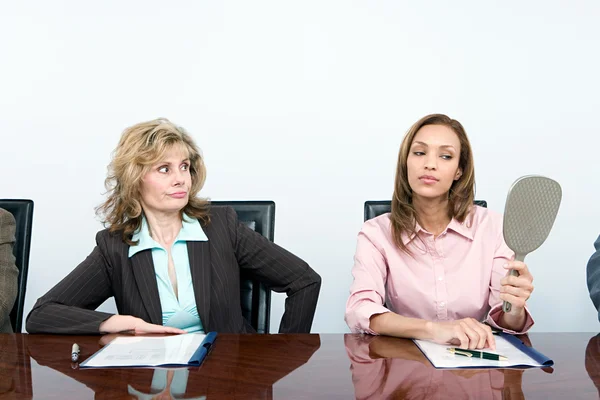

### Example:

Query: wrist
xmin=508 ymin=306 xmax=526 ymax=317
xmin=424 ymin=320 xmax=435 ymax=340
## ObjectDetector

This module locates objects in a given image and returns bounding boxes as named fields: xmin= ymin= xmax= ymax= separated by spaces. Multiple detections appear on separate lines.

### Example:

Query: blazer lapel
xmin=188 ymin=240 xmax=211 ymax=331
xmin=130 ymin=250 xmax=162 ymax=325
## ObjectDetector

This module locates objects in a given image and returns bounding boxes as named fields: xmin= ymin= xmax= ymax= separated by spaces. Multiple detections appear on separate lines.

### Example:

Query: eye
xmin=441 ymin=155 xmax=453 ymax=160
xmin=181 ymin=163 xmax=190 ymax=171
xmin=413 ymin=151 xmax=425 ymax=156
xmin=158 ymin=166 xmax=169 ymax=173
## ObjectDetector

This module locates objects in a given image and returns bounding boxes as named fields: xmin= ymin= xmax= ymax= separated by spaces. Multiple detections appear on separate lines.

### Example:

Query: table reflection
xmin=344 ymin=334 xmax=528 ymax=400
xmin=586 ymin=333 xmax=600 ymax=397
xmin=25 ymin=333 xmax=321 ymax=399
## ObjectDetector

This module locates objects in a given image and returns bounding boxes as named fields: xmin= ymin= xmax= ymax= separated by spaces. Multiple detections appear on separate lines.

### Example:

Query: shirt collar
xmin=446 ymin=217 xmax=474 ymax=240
xmin=128 ymin=213 xmax=208 ymax=258
xmin=402 ymin=216 xmax=474 ymax=245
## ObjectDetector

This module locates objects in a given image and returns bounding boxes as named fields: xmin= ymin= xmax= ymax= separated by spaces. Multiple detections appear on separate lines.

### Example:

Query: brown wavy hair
xmin=96 ymin=118 xmax=210 ymax=245
xmin=391 ymin=114 xmax=475 ymax=254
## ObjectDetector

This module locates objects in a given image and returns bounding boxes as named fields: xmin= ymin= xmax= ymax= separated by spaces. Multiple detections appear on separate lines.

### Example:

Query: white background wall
xmin=1 ymin=1 xmax=599 ymax=333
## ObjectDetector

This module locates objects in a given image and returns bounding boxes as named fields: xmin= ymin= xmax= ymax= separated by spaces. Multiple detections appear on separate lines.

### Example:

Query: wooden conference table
xmin=1 ymin=332 xmax=599 ymax=399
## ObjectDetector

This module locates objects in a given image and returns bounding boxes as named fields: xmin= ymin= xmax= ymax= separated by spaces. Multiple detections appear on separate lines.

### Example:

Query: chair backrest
xmin=364 ymin=200 xmax=488 ymax=221
xmin=210 ymin=200 xmax=274 ymax=334
xmin=0 ymin=199 xmax=34 ymax=332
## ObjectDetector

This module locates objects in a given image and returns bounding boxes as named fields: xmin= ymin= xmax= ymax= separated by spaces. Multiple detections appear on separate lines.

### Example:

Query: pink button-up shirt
xmin=345 ymin=206 xmax=534 ymax=335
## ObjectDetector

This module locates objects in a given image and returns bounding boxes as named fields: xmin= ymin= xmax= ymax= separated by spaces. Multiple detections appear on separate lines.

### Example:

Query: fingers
xmin=459 ymin=319 xmax=492 ymax=350
xmin=501 ymin=276 xmax=534 ymax=291
xmin=500 ymin=263 xmax=534 ymax=307
xmin=165 ymin=327 xmax=186 ymax=334
xmin=500 ymin=280 xmax=534 ymax=300
xmin=134 ymin=322 xmax=186 ymax=335
xmin=483 ymin=325 xmax=496 ymax=350
xmin=436 ymin=320 xmax=494 ymax=350
xmin=148 ymin=325 xmax=185 ymax=334
xmin=459 ymin=320 xmax=480 ymax=349
xmin=503 ymin=261 xmax=533 ymax=280
xmin=455 ymin=329 xmax=469 ymax=349
xmin=499 ymin=292 xmax=527 ymax=309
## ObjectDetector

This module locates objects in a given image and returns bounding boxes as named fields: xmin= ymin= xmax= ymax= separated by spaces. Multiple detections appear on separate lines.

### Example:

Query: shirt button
xmin=439 ymin=302 xmax=446 ymax=308
xmin=438 ymin=276 xmax=444 ymax=281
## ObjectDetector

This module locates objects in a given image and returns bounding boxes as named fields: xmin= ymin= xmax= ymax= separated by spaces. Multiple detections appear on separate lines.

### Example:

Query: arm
xmin=485 ymin=224 xmax=534 ymax=334
xmin=26 ymin=231 xmax=116 ymax=334
xmin=225 ymin=207 xmax=321 ymax=333
xmin=346 ymin=228 xmax=495 ymax=350
xmin=26 ymin=231 xmax=184 ymax=335
xmin=0 ymin=209 xmax=18 ymax=332
xmin=587 ymin=235 xmax=600 ymax=321
xmin=345 ymin=230 xmax=440 ymax=338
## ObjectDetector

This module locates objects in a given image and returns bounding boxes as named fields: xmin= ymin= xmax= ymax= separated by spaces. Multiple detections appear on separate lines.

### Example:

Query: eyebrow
xmin=155 ymin=158 xmax=190 ymax=165
xmin=412 ymin=141 xmax=456 ymax=150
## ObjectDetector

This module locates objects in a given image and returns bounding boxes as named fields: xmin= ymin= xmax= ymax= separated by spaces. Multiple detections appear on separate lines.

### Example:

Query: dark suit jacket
xmin=588 ymin=235 xmax=600 ymax=321
xmin=26 ymin=206 xmax=321 ymax=334
xmin=0 ymin=208 xmax=18 ymax=333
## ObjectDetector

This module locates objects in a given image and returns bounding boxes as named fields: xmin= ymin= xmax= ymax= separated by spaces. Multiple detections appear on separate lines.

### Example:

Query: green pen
xmin=447 ymin=347 xmax=508 ymax=361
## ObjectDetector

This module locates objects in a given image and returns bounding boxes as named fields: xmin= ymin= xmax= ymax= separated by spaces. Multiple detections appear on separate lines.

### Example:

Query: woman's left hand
xmin=500 ymin=261 xmax=534 ymax=313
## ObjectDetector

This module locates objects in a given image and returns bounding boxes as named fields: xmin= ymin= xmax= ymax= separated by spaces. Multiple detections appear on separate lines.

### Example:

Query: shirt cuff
xmin=485 ymin=304 xmax=534 ymax=334
xmin=346 ymin=301 xmax=391 ymax=335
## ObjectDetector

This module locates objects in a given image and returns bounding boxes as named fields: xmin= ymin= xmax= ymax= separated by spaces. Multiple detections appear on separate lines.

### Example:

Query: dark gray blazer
xmin=587 ymin=235 xmax=600 ymax=321
xmin=26 ymin=206 xmax=321 ymax=334
xmin=0 ymin=208 xmax=18 ymax=333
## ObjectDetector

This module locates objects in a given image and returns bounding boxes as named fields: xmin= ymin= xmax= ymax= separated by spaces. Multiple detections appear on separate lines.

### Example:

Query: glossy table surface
xmin=1 ymin=332 xmax=600 ymax=399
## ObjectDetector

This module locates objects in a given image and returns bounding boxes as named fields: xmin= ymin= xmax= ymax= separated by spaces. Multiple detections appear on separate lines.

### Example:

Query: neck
xmin=143 ymin=209 xmax=182 ymax=246
xmin=412 ymin=195 xmax=451 ymax=236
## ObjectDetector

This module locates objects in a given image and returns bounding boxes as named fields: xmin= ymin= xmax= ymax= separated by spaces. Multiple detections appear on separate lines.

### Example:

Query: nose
xmin=424 ymin=153 xmax=437 ymax=171
xmin=172 ymin=169 xmax=185 ymax=186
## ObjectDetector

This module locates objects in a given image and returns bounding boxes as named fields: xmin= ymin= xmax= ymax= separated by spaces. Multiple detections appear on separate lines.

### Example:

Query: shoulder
xmin=465 ymin=205 xmax=506 ymax=243
xmin=0 ymin=208 xmax=16 ymax=243
xmin=207 ymin=205 xmax=233 ymax=221
xmin=201 ymin=205 xmax=236 ymax=232
xmin=94 ymin=227 xmax=129 ymax=254
xmin=0 ymin=208 xmax=15 ymax=227
xmin=359 ymin=213 xmax=394 ymax=246
xmin=470 ymin=205 xmax=501 ymax=223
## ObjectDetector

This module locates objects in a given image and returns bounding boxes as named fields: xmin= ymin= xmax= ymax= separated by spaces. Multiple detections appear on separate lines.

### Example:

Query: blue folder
xmin=79 ymin=331 xmax=218 ymax=369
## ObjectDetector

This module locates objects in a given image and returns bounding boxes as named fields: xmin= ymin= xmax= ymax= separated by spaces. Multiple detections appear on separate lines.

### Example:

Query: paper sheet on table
xmin=80 ymin=333 xmax=209 ymax=368
xmin=414 ymin=334 xmax=553 ymax=369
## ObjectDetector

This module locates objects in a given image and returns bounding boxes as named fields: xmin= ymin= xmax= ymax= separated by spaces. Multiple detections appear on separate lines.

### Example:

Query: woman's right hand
xmin=430 ymin=318 xmax=496 ymax=350
xmin=99 ymin=315 xmax=186 ymax=335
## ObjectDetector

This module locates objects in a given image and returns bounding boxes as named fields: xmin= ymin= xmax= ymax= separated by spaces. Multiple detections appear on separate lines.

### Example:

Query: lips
xmin=168 ymin=192 xmax=188 ymax=199
xmin=419 ymin=175 xmax=439 ymax=184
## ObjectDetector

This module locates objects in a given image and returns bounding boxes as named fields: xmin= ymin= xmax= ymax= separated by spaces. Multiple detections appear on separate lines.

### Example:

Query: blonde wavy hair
xmin=391 ymin=114 xmax=475 ymax=254
xmin=96 ymin=118 xmax=210 ymax=245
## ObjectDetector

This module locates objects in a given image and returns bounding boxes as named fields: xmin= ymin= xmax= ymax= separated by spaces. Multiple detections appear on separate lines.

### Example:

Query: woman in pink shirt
xmin=345 ymin=114 xmax=534 ymax=350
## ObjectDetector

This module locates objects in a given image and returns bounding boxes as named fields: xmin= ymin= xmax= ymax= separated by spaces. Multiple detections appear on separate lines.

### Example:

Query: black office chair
xmin=210 ymin=200 xmax=274 ymax=334
xmin=0 ymin=199 xmax=34 ymax=332
xmin=364 ymin=199 xmax=487 ymax=221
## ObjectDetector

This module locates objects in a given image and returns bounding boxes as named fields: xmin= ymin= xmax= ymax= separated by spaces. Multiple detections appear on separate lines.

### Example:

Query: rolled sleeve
xmin=345 ymin=228 xmax=391 ymax=335
xmin=486 ymin=304 xmax=534 ymax=334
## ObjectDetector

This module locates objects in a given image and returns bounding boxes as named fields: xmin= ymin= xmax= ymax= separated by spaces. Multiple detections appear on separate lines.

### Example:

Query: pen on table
xmin=447 ymin=347 xmax=508 ymax=361
xmin=71 ymin=343 xmax=80 ymax=363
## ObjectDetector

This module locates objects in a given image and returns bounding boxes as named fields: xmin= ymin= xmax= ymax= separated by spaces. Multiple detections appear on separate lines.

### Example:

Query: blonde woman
xmin=345 ymin=114 xmax=534 ymax=350
xmin=27 ymin=118 xmax=321 ymax=335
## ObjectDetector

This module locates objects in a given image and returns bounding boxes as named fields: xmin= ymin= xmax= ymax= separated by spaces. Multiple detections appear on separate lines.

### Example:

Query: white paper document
xmin=414 ymin=335 xmax=551 ymax=369
xmin=81 ymin=333 xmax=207 ymax=368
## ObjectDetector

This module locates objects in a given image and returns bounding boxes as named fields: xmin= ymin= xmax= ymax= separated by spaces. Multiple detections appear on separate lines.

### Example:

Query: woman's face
xmin=406 ymin=124 xmax=462 ymax=202
xmin=139 ymin=145 xmax=192 ymax=216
